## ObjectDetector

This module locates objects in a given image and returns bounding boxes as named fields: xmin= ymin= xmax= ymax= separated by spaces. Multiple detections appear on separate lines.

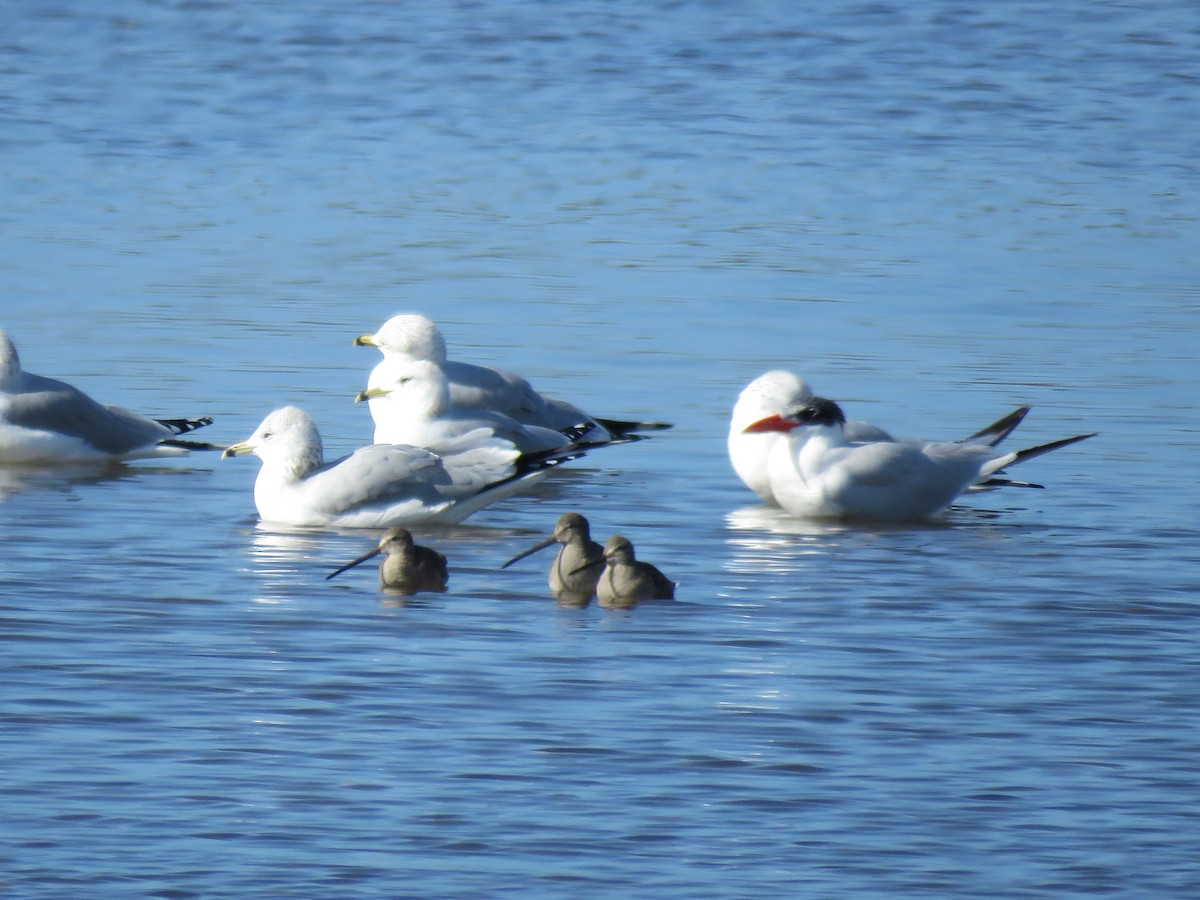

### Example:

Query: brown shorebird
xmin=501 ymin=512 xmax=604 ymax=605
xmin=574 ymin=534 xmax=675 ymax=609
xmin=326 ymin=526 xmax=448 ymax=594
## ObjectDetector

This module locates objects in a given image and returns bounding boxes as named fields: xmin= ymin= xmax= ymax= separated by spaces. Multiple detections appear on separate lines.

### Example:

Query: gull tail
xmin=513 ymin=444 xmax=592 ymax=477
xmin=982 ymin=431 xmax=1097 ymax=480
xmin=595 ymin=417 xmax=673 ymax=438
xmin=560 ymin=421 xmax=599 ymax=443
xmin=971 ymin=477 xmax=1044 ymax=492
xmin=156 ymin=416 xmax=214 ymax=436
xmin=160 ymin=438 xmax=227 ymax=452
xmin=961 ymin=407 xmax=1030 ymax=447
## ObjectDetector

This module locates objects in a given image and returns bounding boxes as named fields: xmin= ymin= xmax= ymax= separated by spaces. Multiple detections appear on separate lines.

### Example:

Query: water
xmin=2 ymin=0 xmax=1198 ymax=895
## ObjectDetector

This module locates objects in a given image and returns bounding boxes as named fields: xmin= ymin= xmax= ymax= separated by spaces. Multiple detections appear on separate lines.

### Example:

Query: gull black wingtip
xmin=595 ymin=417 xmax=674 ymax=437
xmin=154 ymin=416 xmax=215 ymax=435
xmin=160 ymin=439 xmax=227 ymax=452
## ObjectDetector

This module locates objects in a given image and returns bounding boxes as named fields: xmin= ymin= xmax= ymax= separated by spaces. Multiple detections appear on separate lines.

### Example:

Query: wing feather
xmin=7 ymin=372 xmax=170 ymax=454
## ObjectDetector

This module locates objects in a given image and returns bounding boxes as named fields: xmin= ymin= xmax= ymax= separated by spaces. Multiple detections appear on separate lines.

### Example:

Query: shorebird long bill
xmin=568 ymin=557 xmax=606 ymax=577
xmin=326 ymin=546 xmax=383 ymax=580
xmin=500 ymin=534 xmax=558 ymax=569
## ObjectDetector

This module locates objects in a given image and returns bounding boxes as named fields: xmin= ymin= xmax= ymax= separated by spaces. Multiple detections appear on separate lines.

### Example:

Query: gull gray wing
xmin=301 ymin=444 xmax=453 ymax=516
xmin=7 ymin=371 xmax=172 ymax=454
xmin=444 ymin=361 xmax=540 ymax=415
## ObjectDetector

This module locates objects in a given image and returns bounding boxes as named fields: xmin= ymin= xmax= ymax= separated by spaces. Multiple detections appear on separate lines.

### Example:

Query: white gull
xmin=354 ymin=314 xmax=669 ymax=445
xmin=222 ymin=406 xmax=580 ymax=528
xmin=355 ymin=358 xmax=584 ymax=453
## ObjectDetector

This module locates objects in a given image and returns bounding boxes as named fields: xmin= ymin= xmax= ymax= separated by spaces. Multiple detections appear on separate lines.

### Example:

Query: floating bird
xmin=0 ymin=329 xmax=216 ymax=465
xmin=729 ymin=370 xmax=1030 ymax=505
xmin=743 ymin=395 xmax=1095 ymax=522
xmin=221 ymin=406 xmax=582 ymax=528
xmin=355 ymin=359 xmax=585 ymax=453
xmin=354 ymin=314 xmax=670 ymax=445
xmin=501 ymin=511 xmax=605 ymax=604
xmin=326 ymin=526 xmax=449 ymax=593
xmin=574 ymin=534 xmax=676 ymax=609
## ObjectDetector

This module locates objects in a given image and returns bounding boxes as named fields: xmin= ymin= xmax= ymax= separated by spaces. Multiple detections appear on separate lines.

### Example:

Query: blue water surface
xmin=2 ymin=1 xmax=1198 ymax=896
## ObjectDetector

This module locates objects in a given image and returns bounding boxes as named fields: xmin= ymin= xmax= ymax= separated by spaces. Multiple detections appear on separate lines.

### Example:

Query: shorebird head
xmin=378 ymin=526 xmax=415 ymax=555
xmin=602 ymin=534 xmax=636 ymax=565
xmin=501 ymin=512 xmax=592 ymax=570
xmin=554 ymin=512 xmax=591 ymax=542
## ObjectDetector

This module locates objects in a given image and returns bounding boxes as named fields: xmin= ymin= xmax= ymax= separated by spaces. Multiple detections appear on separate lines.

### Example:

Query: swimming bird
xmin=744 ymin=395 xmax=1095 ymax=522
xmin=0 ymin=329 xmax=216 ymax=465
xmin=501 ymin=511 xmax=605 ymax=604
xmin=221 ymin=406 xmax=582 ymax=528
xmin=326 ymin=526 xmax=449 ymax=593
xmin=354 ymin=314 xmax=670 ymax=445
xmin=729 ymin=370 xmax=1030 ymax=505
xmin=574 ymin=534 xmax=676 ymax=609
xmin=355 ymin=359 xmax=585 ymax=453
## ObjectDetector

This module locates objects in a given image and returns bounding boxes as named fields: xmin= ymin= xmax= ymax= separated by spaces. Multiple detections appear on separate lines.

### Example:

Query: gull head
xmin=222 ymin=406 xmax=324 ymax=479
xmin=354 ymin=314 xmax=448 ymax=365
xmin=354 ymin=358 xmax=450 ymax=418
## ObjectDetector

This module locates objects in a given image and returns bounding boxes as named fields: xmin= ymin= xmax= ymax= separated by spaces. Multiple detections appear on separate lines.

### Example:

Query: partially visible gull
xmin=0 ymin=329 xmax=215 ymax=465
